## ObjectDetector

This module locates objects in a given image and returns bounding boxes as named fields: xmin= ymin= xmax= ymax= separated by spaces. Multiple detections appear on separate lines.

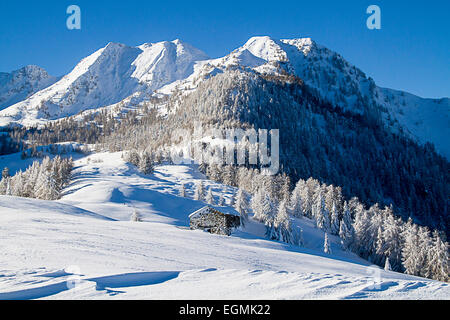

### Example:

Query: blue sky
xmin=0 ymin=0 xmax=448 ymax=98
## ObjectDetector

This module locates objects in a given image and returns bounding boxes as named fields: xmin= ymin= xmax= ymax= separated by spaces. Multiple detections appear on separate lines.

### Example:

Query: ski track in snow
xmin=0 ymin=151 xmax=448 ymax=300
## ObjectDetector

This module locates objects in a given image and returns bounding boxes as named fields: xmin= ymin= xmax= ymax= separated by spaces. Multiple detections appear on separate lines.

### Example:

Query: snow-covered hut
xmin=189 ymin=206 xmax=240 ymax=236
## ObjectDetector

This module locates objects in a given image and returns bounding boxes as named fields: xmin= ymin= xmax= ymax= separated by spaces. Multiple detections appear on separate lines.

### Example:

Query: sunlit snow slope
xmin=0 ymin=151 xmax=448 ymax=300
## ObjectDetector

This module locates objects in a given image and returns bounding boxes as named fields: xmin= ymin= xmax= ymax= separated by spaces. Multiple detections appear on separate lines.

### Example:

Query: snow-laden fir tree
xmin=126 ymin=149 xmax=140 ymax=167
xmin=179 ymin=183 xmax=186 ymax=197
xmin=139 ymin=151 xmax=154 ymax=175
xmin=324 ymin=233 xmax=332 ymax=254
xmin=250 ymin=188 xmax=264 ymax=222
xmin=0 ymin=156 xmax=73 ymax=200
xmin=353 ymin=203 xmax=371 ymax=256
xmin=11 ymin=171 xmax=24 ymax=196
xmin=261 ymin=193 xmax=276 ymax=226
xmin=221 ymin=165 xmax=235 ymax=186
xmin=339 ymin=201 xmax=354 ymax=251
xmin=279 ymin=173 xmax=291 ymax=202
xmin=330 ymin=201 xmax=340 ymax=235
xmin=377 ymin=206 xmax=403 ymax=271
xmin=193 ymin=181 xmax=205 ymax=201
xmin=264 ymin=200 xmax=277 ymax=241
xmin=131 ymin=209 xmax=142 ymax=222
xmin=251 ymin=190 xmax=277 ymax=238
xmin=375 ymin=225 xmax=385 ymax=265
xmin=322 ymin=206 xmax=331 ymax=233
xmin=384 ymin=257 xmax=392 ymax=271
xmin=5 ymin=176 xmax=12 ymax=196
xmin=425 ymin=230 xmax=449 ymax=282
xmin=35 ymin=169 xmax=60 ymax=200
xmin=367 ymin=204 xmax=384 ymax=263
xmin=290 ymin=180 xmax=303 ymax=218
xmin=206 ymin=187 xmax=214 ymax=205
xmin=312 ymin=189 xmax=327 ymax=229
xmin=0 ymin=168 xmax=11 ymax=195
xmin=417 ymin=226 xmax=433 ymax=275
xmin=273 ymin=199 xmax=294 ymax=244
xmin=401 ymin=219 xmax=422 ymax=276
xmin=234 ymin=188 xmax=249 ymax=227
xmin=207 ymin=163 xmax=222 ymax=182
xmin=300 ymin=178 xmax=318 ymax=218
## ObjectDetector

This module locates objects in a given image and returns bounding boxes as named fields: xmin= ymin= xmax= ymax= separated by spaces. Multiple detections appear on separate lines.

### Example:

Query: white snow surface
xmin=0 ymin=151 xmax=448 ymax=300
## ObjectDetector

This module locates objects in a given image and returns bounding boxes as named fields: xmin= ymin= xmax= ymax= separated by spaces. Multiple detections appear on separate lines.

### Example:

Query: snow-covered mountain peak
xmin=0 ymin=40 xmax=209 ymax=126
xmin=280 ymin=37 xmax=317 ymax=56
xmin=0 ymin=65 xmax=58 ymax=111
xmin=242 ymin=36 xmax=288 ymax=62
xmin=16 ymin=65 xmax=51 ymax=78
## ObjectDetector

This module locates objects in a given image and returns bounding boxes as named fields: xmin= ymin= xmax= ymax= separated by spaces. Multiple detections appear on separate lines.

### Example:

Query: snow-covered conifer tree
xmin=353 ymin=203 xmax=370 ymax=256
xmin=313 ymin=188 xmax=331 ymax=232
xmin=290 ymin=181 xmax=304 ymax=218
xmin=5 ymin=177 xmax=12 ymax=196
xmin=330 ymin=201 xmax=340 ymax=235
xmin=179 ymin=183 xmax=186 ymax=197
xmin=234 ymin=188 xmax=249 ymax=226
xmin=221 ymin=165 xmax=235 ymax=186
xmin=274 ymin=199 xmax=293 ymax=244
xmin=206 ymin=187 xmax=214 ymax=205
xmin=131 ymin=209 xmax=141 ymax=222
xmin=384 ymin=257 xmax=392 ymax=271
xmin=139 ymin=152 xmax=154 ymax=175
xmin=251 ymin=188 xmax=264 ymax=222
xmin=324 ymin=233 xmax=332 ymax=254
xmin=194 ymin=181 xmax=205 ymax=201
xmin=378 ymin=206 xmax=403 ymax=271
xmin=127 ymin=149 xmax=140 ymax=167
xmin=425 ymin=230 xmax=449 ymax=282
xmin=339 ymin=201 xmax=354 ymax=251
xmin=401 ymin=219 xmax=421 ymax=276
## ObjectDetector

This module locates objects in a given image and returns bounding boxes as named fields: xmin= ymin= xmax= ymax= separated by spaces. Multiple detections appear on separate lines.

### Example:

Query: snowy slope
xmin=0 ymin=66 xmax=57 ymax=111
xmin=378 ymin=88 xmax=450 ymax=159
xmin=0 ymin=151 xmax=448 ymax=300
xmin=0 ymin=40 xmax=208 ymax=127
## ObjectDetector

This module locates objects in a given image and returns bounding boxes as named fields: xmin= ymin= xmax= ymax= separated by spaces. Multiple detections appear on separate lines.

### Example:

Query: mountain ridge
xmin=0 ymin=36 xmax=448 ymax=159
xmin=0 ymin=65 xmax=58 ymax=112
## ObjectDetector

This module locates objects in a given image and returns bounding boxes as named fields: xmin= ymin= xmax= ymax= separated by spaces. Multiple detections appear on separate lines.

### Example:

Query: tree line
xmin=0 ymin=156 xmax=73 ymax=200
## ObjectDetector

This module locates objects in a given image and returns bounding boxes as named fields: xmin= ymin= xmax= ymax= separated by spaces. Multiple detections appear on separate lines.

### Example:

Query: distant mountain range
xmin=0 ymin=36 xmax=448 ymax=159
xmin=0 ymin=65 xmax=58 ymax=111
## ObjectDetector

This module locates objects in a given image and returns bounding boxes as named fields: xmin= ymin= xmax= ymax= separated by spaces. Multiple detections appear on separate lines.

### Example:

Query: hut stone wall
xmin=189 ymin=207 xmax=240 ymax=236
